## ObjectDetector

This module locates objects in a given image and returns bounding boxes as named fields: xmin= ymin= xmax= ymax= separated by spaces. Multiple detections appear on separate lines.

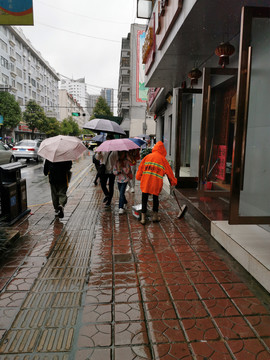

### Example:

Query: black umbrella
xmin=83 ymin=118 xmax=126 ymax=135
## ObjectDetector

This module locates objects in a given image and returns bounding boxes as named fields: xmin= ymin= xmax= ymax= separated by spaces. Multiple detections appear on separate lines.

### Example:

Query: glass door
xmin=199 ymin=68 xmax=238 ymax=197
xmin=175 ymin=89 xmax=202 ymax=188
xmin=230 ymin=6 xmax=270 ymax=224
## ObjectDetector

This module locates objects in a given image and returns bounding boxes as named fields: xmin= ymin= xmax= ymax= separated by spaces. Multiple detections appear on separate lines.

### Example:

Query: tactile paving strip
xmin=0 ymin=174 xmax=99 ymax=355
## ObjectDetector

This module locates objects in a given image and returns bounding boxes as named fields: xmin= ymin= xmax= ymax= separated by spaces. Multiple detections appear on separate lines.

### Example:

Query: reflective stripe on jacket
xmin=136 ymin=141 xmax=177 ymax=196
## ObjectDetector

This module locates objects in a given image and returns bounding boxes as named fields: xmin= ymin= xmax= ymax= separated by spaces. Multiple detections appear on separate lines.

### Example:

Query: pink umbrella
xmin=95 ymin=138 xmax=140 ymax=152
xmin=38 ymin=135 xmax=87 ymax=162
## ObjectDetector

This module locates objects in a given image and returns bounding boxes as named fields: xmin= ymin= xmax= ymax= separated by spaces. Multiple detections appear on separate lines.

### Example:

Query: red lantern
xmin=188 ymin=68 xmax=202 ymax=88
xmin=215 ymin=42 xmax=235 ymax=68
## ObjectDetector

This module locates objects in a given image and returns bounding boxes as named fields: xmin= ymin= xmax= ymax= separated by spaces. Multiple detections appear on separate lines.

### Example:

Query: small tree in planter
xmin=140 ymin=147 xmax=152 ymax=160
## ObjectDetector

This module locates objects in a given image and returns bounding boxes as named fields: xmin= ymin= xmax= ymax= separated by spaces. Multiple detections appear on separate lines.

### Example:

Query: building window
xmin=122 ymin=92 xmax=129 ymax=101
xmin=1 ymin=27 xmax=7 ymax=36
xmin=122 ymin=57 xmax=130 ymax=67
xmin=10 ymin=47 xmax=15 ymax=57
xmin=2 ymin=74 xmax=8 ymax=85
xmin=17 ymin=82 xmax=23 ymax=91
xmin=16 ymin=53 xmax=22 ymax=64
xmin=16 ymin=67 xmax=22 ymax=78
xmin=1 ymin=56 xmax=9 ymax=69
xmin=0 ymin=39 xmax=7 ymax=52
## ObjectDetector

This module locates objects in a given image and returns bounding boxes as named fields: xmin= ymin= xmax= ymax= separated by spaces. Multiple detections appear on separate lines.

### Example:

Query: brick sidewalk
xmin=0 ymin=162 xmax=269 ymax=359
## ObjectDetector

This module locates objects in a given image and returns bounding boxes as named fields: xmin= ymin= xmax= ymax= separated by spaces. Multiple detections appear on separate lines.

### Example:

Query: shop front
xmin=145 ymin=0 xmax=270 ymax=226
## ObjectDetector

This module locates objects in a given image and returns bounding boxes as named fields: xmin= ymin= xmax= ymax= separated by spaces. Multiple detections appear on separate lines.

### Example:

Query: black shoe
xmin=58 ymin=205 xmax=64 ymax=218
xmin=94 ymin=180 xmax=98 ymax=186
xmin=103 ymin=196 xmax=109 ymax=203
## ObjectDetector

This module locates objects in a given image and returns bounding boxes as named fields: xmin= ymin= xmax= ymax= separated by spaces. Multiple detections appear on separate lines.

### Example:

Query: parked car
xmin=0 ymin=141 xmax=15 ymax=164
xmin=12 ymin=139 xmax=42 ymax=163
xmin=89 ymin=140 xmax=98 ymax=150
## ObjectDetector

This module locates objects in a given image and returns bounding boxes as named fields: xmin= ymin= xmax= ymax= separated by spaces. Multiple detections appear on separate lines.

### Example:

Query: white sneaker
xmin=130 ymin=187 xmax=135 ymax=193
xmin=119 ymin=208 xmax=125 ymax=214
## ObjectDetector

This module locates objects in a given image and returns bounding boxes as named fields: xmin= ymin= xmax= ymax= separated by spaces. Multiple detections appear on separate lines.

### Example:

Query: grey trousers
xmin=50 ymin=182 xmax=68 ymax=210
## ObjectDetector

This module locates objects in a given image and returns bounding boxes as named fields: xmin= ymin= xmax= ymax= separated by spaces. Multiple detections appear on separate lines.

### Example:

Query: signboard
xmin=0 ymin=115 xmax=3 ymax=125
xmin=215 ymin=145 xmax=227 ymax=181
xmin=136 ymin=30 xmax=148 ymax=103
xmin=0 ymin=0 xmax=33 ymax=25
xmin=137 ymin=0 xmax=152 ymax=19
xmin=156 ymin=0 xmax=183 ymax=50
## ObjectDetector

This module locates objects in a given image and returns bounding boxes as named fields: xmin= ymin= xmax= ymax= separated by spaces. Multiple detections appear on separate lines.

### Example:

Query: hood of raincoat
xmin=152 ymin=141 xmax=167 ymax=157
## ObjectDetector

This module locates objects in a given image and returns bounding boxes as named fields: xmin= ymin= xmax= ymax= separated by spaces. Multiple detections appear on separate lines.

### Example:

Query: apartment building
xmin=0 ymin=26 xmax=59 ymax=140
xmin=59 ymin=76 xmax=88 ymax=114
xmin=59 ymin=89 xmax=85 ymax=128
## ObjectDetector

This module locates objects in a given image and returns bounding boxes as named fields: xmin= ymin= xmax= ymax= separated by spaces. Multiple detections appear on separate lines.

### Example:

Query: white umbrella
xmin=83 ymin=118 xmax=126 ymax=135
xmin=38 ymin=135 xmax=87 ymax=162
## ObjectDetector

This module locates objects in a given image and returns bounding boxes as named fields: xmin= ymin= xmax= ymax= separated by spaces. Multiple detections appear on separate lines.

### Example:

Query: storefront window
xmin=239 ymin=18 xmax=270 ymax=217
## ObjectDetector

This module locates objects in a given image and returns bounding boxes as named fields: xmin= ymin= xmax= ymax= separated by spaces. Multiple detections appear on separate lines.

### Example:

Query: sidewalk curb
xmin=0 ymin=228 xmax=20 ymax=251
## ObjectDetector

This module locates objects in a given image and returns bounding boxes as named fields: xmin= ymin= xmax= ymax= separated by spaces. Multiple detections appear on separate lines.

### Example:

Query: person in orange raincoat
xmin=136 ymin=141 xmax=177 ymax=224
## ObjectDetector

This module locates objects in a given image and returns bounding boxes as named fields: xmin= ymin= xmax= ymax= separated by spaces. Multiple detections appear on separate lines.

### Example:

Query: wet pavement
xmin=0 ymin=157 xmax=270 ymax=359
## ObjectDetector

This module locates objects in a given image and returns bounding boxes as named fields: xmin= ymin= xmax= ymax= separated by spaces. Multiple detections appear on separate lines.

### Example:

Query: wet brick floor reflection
xmin=0 ymin=156 xmax=269 ymax=359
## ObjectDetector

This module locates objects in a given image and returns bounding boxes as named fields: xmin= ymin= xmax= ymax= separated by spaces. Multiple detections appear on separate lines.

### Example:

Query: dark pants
xmin=142 ymin=192 xmax=159 ymax=213
xmin=50 ymin=182 xmax=68 ymax=211
xmin=117 ymin=182 xmax=128 ymax=209
xmin=100 ymin=173 xmax=115 ymax=205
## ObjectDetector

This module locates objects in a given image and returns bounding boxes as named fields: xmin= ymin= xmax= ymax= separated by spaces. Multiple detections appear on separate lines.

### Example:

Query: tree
xmin=60 ymin=116 xmax=80 ymax=136
xmin=0 ymin=92 xmax=22 ymax=130
xmin=90 ymin=96 xmax=113 ymax=119
xmin=23 ymin=100 xmax=47 ymax=139
xmin=45 ymin=117 xmax=61 ymax=137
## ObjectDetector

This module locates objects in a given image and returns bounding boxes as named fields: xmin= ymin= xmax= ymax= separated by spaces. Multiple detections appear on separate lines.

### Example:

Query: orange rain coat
xmin=136 ymin=141 xmax=177 ymax=196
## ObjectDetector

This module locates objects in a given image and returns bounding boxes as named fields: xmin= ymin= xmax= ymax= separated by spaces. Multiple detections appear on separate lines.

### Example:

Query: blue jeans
xmin=117 ymin=182 xmax=128 ymax=209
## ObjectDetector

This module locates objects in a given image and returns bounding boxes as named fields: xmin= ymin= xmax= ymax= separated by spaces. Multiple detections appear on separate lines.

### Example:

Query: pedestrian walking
xmin=92 ymin=151 xmax=101 ymax=186
xmin=127 ymin=148 xmax=140 ymax=193
xmin=113 ymin=151 xmax=131 ymax=214
xmin=96 ymin=134 xmax=118 ymax=207
xmin=44 ymin=159 xmax=72 ymax=218
xmin=136 ymin=141 xmax=177 ymax=224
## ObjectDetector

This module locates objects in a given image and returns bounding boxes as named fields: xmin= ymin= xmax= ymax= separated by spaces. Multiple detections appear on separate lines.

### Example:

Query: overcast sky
xmin=19 ymin=0 xmax=146 ymax=113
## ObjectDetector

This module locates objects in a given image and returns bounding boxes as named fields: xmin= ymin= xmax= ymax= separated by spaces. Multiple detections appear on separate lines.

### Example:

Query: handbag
xmin=98 ymin=164 xmax=106 ymax=175
xmin=97 ymin=151 xmax=111 ymax=176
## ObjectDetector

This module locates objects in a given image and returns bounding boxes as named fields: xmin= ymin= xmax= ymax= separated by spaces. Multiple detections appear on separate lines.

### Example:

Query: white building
xmin=0 ymin=26 xmax=60 ymax=140
xmin=59 ymin=76 xmax=88 ymax=114
xmin=59 ymin=89 xmax=85 ymax=128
